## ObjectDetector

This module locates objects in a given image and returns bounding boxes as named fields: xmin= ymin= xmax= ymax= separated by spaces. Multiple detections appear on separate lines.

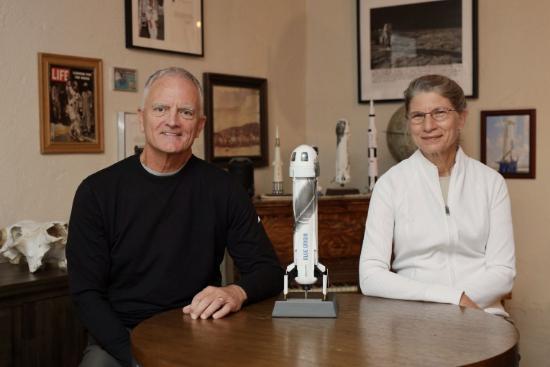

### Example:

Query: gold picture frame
xmin=38 ymin=52 xmax=104 ymax=153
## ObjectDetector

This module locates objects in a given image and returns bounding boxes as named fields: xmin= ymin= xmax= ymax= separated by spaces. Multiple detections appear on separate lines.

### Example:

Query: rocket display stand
xmin=272 ymin=144 xmax=338 ymax=319
xmin=272 ymin=293 xmax=338 ymax=318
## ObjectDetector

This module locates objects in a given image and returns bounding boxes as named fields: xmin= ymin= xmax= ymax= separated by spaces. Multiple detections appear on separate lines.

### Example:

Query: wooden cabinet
xmin=0 ymin=263 xmax=87 ymax=367
xmin=254 ymin=195 xmax=369 ymax=285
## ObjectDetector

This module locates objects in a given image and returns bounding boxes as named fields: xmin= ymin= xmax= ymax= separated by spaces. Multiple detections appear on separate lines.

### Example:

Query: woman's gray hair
xmin=141 ymin=67 xmax=204 ymax=116
xmin=403 ymin=74 xmax=467 ymax=114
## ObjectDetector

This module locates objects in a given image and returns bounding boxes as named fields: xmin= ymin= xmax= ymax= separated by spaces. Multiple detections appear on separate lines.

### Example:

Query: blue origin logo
xmin=302 ymin=233 xmax=308 ymax=260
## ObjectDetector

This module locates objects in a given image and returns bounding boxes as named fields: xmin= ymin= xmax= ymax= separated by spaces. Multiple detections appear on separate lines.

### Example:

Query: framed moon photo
xmin=357 ymin=0 xmax=478 ymax=102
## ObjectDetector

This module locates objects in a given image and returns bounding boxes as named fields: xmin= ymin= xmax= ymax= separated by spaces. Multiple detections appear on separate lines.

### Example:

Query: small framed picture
xmin=203 ymin=73 xmax=268 ymax=167
xmin=117 ymin=112 xmax=145 ymax=160
xmin=481 ymin=109 xmax=536 ymax=179
xmin=125 ymin=0 xmax=203 ymax=56
xmin=38 ymin=53 xmax=103 ymax=153
xmin=114 ymin=67 xmax=137 ymax=92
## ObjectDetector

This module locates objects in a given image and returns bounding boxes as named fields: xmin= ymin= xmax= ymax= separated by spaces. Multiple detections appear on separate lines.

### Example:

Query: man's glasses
xmin=150 ymin=104 xmax=196 ymax=120
xmin=407 ymin=107 xmax=456 ymax=125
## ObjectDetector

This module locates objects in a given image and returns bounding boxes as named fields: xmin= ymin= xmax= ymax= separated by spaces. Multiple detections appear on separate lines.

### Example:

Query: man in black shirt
xmin=67 ymin=67 xmax=283 ymax=367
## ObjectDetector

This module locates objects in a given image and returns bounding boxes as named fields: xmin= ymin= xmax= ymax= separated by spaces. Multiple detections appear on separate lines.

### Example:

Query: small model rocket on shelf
xmin=367 ymin=100 xmax=378 ymax=192
xmin=272 ymin=126 xmax=284 ymax=195
xmin=334 ymin=119 xmax=351 ymax=186
xmin=326 ymin=119 xmax=359 ymax=196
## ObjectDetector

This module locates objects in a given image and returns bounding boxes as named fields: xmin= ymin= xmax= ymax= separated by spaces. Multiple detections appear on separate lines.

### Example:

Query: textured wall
xmin=0 ymin=0 xmax=306 ymax=226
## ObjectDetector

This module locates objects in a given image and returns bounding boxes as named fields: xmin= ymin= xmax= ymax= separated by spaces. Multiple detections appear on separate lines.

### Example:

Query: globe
xmin=386 ymin=105 xmax=417 ymax=162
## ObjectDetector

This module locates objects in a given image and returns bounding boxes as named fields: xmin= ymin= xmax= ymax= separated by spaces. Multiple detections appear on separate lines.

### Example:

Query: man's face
xmin=139 ymin=75 xmax=205 ymax=158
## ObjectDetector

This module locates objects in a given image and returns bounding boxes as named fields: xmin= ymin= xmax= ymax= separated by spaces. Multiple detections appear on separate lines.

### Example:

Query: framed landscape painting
xmin=203 ymin=73 xmax=268 ymax=167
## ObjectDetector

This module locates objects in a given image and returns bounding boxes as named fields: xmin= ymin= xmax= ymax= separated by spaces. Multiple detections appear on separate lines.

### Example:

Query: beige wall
xmin=1 ymin=0 xmax=548 ymax=365
xmin=305 ymin=1 xmax=398 ymax=192
xmin=477 ymin=2 xmax=550 ymax=364
xmin=0 ymin=0 xmax=306 ymax=226
xmin=305 ymin=1 xmax=549 ymax=365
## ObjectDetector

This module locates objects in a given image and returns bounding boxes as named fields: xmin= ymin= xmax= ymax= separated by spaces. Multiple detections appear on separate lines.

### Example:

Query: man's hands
xmin=182 ymin=285 xmax=248 ymax=320
xmin=459 ymin=292 xmax=480 ymax=309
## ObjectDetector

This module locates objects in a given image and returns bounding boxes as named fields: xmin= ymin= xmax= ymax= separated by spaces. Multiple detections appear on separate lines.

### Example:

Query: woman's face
xmin=408 ymin=91 xmax=466 ymax=159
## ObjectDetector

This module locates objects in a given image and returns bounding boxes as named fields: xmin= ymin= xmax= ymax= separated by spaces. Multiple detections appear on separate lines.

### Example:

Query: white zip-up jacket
xmin=359 ymin=147 xmax=516 ymax=315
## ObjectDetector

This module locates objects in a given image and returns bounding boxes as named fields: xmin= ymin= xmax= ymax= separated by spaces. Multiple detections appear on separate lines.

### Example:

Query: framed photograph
xmin=357 ymin=0 xmax=478 ymax=102
xmin=117 ymin=112 xmax=145 ymax=160
xmin=38 ymin=53 xmax=103 ymax=154
xmin=203 ymin=73 xmax=268 ymax=167
xmin=114 ymin=67 xmax=137 ymax=92
xmin=125 ymin=0 xmax=203 ymax=56
xmin=481 ymin=109 xmax=536 ymax=179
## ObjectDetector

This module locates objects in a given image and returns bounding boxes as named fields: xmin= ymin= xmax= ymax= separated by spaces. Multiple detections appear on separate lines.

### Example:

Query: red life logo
xmin=51 ymin=67 xmax=70 ymax=82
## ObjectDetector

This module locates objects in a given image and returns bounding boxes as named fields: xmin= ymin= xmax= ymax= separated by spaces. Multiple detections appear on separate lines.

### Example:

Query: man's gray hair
xmin=141 ymin=67 xmax=204 ymax=116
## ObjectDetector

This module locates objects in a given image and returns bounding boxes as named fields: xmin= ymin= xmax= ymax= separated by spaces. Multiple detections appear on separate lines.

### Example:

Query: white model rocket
xmin=284 ymin=145 xmax=328 ymax=300
xmin=367 ymin=100 xmax=378 ymax=192
xmin=272 ymin=126 xmax=284 ymax=195
xmin=334 ymin=119 xmax=351 ymax=186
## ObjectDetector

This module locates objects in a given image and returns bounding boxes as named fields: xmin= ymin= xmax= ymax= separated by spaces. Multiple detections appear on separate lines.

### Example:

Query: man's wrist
xmin=228 ymin=284 xmax=248 ymax=304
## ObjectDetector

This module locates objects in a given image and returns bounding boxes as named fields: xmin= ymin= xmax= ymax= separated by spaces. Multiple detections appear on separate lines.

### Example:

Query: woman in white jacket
xmin=359 ymin=75 xmax=516 ymax=316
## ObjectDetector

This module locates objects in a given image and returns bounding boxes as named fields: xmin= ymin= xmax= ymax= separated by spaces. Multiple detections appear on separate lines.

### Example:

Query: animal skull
xmin=0 ymin=220 xmax=68 ymax=272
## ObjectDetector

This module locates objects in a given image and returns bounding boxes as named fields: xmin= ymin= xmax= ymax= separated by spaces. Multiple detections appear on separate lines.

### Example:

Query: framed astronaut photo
xmin=203 ymin=73 xmax=268 ymax=168
xmin=125 ymin=0 xmax=204 ymax=56
xmin=357 ymin=0 xmax=478 ymax=102
xmin=38 ymin=53 xmax=104 ymax=154
xmin=480 ymin=109 xmax=536 ymax=179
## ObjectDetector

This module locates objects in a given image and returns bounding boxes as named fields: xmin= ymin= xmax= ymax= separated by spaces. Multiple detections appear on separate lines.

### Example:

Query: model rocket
xmin=334 ymin=119 xmax=351 ymax=186
xmin=367 ymin=100 xmax=378 ymax=192
xmin=272 ymin=126 xmax=284 ymax=195
xmin=284 ymin=145 xmax=328 ymax=300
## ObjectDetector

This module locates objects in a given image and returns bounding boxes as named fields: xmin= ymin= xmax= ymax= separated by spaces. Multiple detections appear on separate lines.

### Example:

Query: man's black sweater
xmin=66 ymin=155 xmax=283 ymax=366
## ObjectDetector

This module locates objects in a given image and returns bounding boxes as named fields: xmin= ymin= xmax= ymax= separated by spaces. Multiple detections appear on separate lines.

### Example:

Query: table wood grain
xmin=131 ymin=293 xmax=518 ymax=366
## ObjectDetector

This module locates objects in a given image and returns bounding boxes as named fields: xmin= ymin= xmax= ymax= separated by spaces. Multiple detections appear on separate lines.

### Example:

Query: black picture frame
xmin=357 ymin=0 xmax=478 ymax=103
xmin=480 ymin=109 xmax=536 ymax=179
xmin=125 ymin=0 xmax=204 ymax=57
xmin=203 ymin=73 xmax=268 ymax=168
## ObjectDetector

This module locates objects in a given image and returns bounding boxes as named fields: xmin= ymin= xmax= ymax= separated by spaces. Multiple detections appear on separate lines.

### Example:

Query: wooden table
xmin=131 ymin=293 xmax=518 ymax=366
